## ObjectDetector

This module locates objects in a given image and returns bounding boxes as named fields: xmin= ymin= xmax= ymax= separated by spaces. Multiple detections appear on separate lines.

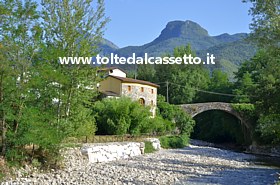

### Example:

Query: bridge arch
xmin=180 ymin=102 xmax=252 ymax=143
xmin=181 ymin=102 xmax=242 ymax=121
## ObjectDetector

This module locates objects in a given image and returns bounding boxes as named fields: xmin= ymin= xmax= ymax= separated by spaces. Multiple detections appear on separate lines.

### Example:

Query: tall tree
xmin=196 ymin=69 xmax=233 ymax=103
xmin=0 ymin=0 xmax=108 ymax=163
xmin=236 ymin=0 xmax=280 ymax=143
xmin=0 ymin=0 xmax=42 ymax=156
xmin=136 ymin=64 xmax=156 ymax=82
xmin=243 ymin=0 xmax=280 ymax=49
xmin=41 ymin=0 xmax=109 ymax=137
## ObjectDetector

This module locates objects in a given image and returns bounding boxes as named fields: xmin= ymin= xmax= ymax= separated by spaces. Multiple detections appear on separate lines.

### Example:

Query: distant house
xmin=97 ymin=67 xmax=159 ymax=117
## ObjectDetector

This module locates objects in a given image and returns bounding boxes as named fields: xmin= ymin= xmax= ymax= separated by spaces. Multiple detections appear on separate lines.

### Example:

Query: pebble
xmin=2 ymin=140 xmax=279 ymax=185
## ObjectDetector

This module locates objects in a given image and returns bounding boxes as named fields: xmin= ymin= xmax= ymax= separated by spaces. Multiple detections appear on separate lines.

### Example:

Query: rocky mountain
xmin=100 ymin=20 xmax=257 ymax=77
xmin=99 ymin=38 xmax=119 ymax=55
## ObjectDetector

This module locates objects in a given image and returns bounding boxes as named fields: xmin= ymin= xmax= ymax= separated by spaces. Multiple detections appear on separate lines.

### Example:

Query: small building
xmin=98 ymin=67 xmax=159 ymax=117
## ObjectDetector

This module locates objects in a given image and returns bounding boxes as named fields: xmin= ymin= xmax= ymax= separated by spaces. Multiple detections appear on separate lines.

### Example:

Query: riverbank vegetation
xmin=93 ymin=97 xmax=194 ymax=136
xmin=0 ymin=0 xmax=108 ymax=173
xmin=159 ymin=135 xmax=189 ymax=149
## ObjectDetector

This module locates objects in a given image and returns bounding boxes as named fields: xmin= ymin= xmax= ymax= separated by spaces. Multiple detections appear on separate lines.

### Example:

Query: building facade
xmin=98 ymin=68 xmax=159 ymax=117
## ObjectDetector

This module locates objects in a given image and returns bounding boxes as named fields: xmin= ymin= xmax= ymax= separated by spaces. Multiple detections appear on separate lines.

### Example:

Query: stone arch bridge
xmin=180 ymin=102 xmax=252 ymax=143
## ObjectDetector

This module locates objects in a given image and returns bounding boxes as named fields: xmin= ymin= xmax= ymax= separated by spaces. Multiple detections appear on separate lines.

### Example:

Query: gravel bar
xmin=3 ymin=141 xmax=279 ymax=185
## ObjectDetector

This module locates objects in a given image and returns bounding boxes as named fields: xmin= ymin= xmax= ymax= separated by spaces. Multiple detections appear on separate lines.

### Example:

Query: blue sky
xmin=104 ymin=0 xmax=252 ymax=48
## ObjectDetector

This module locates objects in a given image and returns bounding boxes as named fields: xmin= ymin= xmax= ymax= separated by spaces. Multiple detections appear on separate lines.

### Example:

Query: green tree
xmin=236 ymin=0 xmax=280 ymax=144
xmin=136 ymin=64 xmax=156 ymax=82
xmin=0 ymin=0 xmax=43 ymax=157
xmin=243 ymin=0 xmax=280 ymax=49
xmin=155 ymin=44 xmax=209 ymax=104
xmin=233 ymin=71 xmax=255 ymax=103
xmin=0 ymin=0 xmax=109 ymax=165
xmin=233 ymin=48 xmax=280 ymax=144
xmin=195 ymin=69 xmax=233 ymax=103
xmin=40 ymin=0 xmax=109 ymax=138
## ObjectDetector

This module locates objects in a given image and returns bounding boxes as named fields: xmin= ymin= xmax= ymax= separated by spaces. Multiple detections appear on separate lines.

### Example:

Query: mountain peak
xmin=154 ymin=20 xmax=209 ymax=42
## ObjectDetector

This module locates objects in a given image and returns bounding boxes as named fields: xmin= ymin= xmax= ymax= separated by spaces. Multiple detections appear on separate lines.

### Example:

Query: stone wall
xmin=81 ymin=142 xmax=145 ymax=163
xmin=122 ymin=83 xmax=157 ymax=117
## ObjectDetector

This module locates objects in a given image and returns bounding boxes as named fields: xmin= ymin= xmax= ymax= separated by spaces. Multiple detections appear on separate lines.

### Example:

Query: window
xmin=128 ymin=85 xmax=131 ymax=92
xmin=151 ymin=100 xmax=154 ymax=106
xmin=151 ymin=89 xmax=154 ymax=94
xmin=139 ymin=98 xmax=145 ymax=106
xmin=141 ymin=87 xmax=144 ymax=92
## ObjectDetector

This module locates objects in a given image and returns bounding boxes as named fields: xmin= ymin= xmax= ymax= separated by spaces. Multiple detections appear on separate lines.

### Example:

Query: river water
xmin=250 ymin=154 xmax=280 ymax=169
xmin=177 ymin=140 xmax=280 ymax=185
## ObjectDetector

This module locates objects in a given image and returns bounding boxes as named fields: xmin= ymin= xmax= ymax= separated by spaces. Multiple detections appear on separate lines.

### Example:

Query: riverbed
xmin=3 ymin=141 xmax=279 ymax=185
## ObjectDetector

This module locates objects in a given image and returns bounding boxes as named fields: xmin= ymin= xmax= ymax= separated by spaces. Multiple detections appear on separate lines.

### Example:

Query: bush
xmin=173 ymin=106 xmax=195 ymax=136
xmin=157 ymin=95 xmax=195 ymax=135
xmin=93 ymin=96 xmax=194 ymax=139
xmin=159 ymin=135 xmax=189 ymax=149
xmin=93 ymin=97 xmax=168 ymax=135
xmin=143 ymin=116 xmax=174 ymax=134
xmin=231 ymin=103 xmax=256 ymax=117
xmin=144 ymin=141 xmax=156 ymax=153
xmin=257 ymin=114 xmax=280 ymax=144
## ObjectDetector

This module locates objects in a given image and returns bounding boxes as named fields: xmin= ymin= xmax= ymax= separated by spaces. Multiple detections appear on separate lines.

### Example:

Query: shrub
xmin=144 ymin=141 xmax=156 ymax=153
xmin=231 ymin=103 xmax=255 ymax=117
xmin=257 ymin=114 xmax=280 ymax=144
xmin=173 ymin=106 xmax=195 ymax=136
xmin=93 ymin=97 xmax=161 ymax=135
xmin=143 ymin=116 xmax=174 ymax=134
xmin=159 ymin=135 xmax=189 ymax=149
xmin=157 ymin=95 xmax=195 ymax=135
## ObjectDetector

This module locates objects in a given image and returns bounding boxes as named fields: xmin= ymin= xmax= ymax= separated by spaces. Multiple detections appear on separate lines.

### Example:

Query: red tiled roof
xmin=109 ymin=75 xmax=159 ymax=88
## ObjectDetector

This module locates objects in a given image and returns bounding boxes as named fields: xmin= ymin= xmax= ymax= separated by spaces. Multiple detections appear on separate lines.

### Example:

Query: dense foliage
xmin=234 ymin=0 xmax=280 ymax=144
xmin=93 ymin=97 xmax=195 ymax=137
xmin=156 ymin=95 xmax=195 ymax=136
xmin=154 ymin=45 xmax=210 ymax=104
xmin=0 ymin=0 xmax=108 ymax=167
xmin=93 ymin=97 xmax=165 ymax=135
xmin=159 ymin=135 xmax=189 ymax=149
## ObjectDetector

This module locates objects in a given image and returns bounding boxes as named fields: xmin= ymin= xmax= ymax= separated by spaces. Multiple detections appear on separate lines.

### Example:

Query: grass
xmin=144 ymin=141 xmax=156 ymax=153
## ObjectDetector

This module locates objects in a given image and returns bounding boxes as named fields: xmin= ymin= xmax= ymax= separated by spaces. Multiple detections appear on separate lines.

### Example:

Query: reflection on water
xmin=250 ymin=154 xmax=280 ymax=168
xmin=191 ymin=140 xmax=280 ymax=169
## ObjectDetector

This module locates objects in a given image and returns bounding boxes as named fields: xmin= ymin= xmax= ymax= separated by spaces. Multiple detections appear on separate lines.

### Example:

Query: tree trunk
xmin=65 ymin=75 xmax=75 ymax=121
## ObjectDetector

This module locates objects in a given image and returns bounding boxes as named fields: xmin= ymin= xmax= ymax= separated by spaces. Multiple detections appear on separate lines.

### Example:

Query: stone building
xmin=98 ymin=67 xmax=159 ymax=117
